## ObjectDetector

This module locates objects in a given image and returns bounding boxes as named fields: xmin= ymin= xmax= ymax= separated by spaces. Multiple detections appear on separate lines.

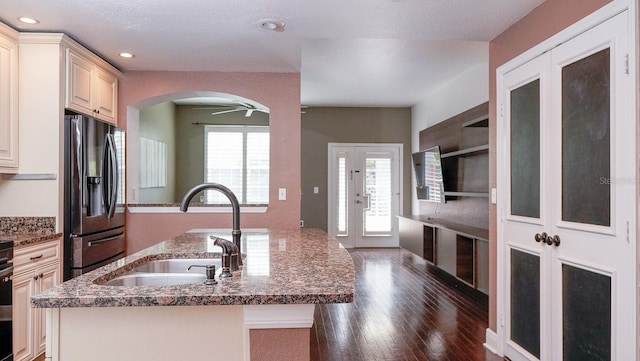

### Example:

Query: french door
xmin=328 ymin=144 xmax=401 ymax=248
xmin=498 ymin=11 xmax=635 ymax=361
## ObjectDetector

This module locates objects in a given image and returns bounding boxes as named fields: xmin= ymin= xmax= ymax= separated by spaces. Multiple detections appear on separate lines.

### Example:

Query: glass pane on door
xmin=510 ymin=249 xmax=540 ymax=359
xmin=562 ymin=48 xmax=610 ymax=226
xmin=337 ymin=154 xmax=348 ymax=236
xmin=562 ymin=264 xmax=611 ymax=361
xmin=510 ymin=79 xmax=541 ymax=218
xmin=363 ymin=157 xmax=392 ymax=234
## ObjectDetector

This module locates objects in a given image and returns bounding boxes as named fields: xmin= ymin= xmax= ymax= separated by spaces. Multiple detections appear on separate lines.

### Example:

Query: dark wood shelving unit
xmin=398 ymin=215 xmax=489 ymax=295
xmin=402 ymin=101 xmax=490 ymax=295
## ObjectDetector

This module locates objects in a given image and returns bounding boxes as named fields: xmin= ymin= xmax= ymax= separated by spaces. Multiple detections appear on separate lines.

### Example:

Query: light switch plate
xmin=491 ymin=188 xmax=497 ymax=204
xmin=313 ymin=186 xmax=319 ymax=194
xmin=278 ymin=188 xmax=286 ymax=200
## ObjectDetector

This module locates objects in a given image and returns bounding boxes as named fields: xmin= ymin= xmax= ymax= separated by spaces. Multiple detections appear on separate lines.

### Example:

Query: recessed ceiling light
xmin=18 ymin=17 xmax=39 ymax=25
xmin=256 ymin=18 xmax=285 ymax=32
xmin=119 ymin=52 xmax=134 ymax=58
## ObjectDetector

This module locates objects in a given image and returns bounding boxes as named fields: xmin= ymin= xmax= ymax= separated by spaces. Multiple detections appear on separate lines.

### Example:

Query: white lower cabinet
xmin=13 ymin=239 xmax=61 ymax=361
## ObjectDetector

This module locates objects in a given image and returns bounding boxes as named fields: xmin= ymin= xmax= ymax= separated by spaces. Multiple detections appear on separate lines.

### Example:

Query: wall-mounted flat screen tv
xmin=412 ymin=146 xmax=446 ymax=203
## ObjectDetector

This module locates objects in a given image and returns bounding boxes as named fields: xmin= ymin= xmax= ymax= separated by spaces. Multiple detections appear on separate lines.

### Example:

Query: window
xmin=204 ymin=125 xmax=269 ymax=204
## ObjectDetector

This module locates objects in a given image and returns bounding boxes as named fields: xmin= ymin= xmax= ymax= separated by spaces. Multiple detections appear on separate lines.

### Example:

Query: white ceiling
xmin=0 ymin=0 xmax=544 ymax=107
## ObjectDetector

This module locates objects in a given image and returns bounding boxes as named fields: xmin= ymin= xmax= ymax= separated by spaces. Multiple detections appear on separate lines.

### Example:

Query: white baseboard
xmin=243 ymin=304 xmax=315 ymax=329
xmin=483 ymin=328 xmax=499 ymax=355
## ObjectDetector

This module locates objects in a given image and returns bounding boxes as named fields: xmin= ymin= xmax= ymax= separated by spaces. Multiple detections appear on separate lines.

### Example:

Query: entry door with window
xmin=328 ymin=144 xmax=401 ymax=248
xmin=498 ymin=11 xmax=635 ymax=361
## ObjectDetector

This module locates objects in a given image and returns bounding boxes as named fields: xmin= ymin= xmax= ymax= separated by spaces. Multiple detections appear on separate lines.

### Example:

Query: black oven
xmin=0 ymin=240 xmax=13 ymax=361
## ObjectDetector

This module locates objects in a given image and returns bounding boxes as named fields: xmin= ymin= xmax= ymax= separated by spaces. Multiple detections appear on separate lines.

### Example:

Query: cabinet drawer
xmin=14 ymin=240 xmax=61 ymax=273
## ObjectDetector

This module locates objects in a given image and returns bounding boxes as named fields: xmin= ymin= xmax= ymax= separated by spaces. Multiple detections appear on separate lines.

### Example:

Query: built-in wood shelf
xmin=444 ymin=191 xmax=489 ymax=198
xmin=461 ymin=115 xmax=489 ymax=128
xmin=441 ymin=144 xmax=489 ymax=158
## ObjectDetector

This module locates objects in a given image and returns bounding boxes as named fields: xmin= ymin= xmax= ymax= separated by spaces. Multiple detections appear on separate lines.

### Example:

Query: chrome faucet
xmin=180 ymin=183 xmax=243 ymax=269
xmin=212 ymin=237 xmax=238 ymax=278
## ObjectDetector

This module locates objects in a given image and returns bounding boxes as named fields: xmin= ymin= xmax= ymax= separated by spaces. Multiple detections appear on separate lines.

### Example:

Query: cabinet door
xmin=66 ymin=50 xmax=94 ymax=115
xmin=398 ymin=218 xmax=424 ymax=257
xmin=94 ymin=67 xmax=118 ymax=125
xmin=12 ymin=272 xmax=34 ymax=361
xmin=34 ymin=263 xmax=59 ymax=356
xmin=435 ymin=228 xmax=456 ymax=275
xmin=0 ymin=31 xmax=18 ymax=170
xmin=475 ymin=240 xmax=489 ymax=294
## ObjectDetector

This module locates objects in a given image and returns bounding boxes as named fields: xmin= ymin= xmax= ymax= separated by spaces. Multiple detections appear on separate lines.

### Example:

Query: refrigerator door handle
xmin=108 ymin=133 xmax=118 ymax=219
xmin=102 ymin=134 xmax=118 ymax=219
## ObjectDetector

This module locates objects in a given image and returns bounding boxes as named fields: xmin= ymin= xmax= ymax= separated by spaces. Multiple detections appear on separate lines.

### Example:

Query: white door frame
xmin=327 ymin=143 xmax=403 ymax=248
xmin=493 ymin=0 xmax=637 ymax=357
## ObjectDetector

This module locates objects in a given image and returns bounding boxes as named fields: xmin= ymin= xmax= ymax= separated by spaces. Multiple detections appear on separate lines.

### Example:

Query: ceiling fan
xmin=193 ymin=101 xmax=268 ymax=117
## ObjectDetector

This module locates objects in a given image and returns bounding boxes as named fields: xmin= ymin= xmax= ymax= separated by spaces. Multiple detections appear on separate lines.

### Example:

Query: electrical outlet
xmin=299 ymin=220 xmax=304 ymax=227
xmin=278 ymin=188 xmax=286 ymax=200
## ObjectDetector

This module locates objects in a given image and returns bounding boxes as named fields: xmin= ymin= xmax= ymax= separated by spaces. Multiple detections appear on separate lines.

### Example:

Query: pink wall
xmin=250 ymin=329 xmax=310 ymax=361
xmin=118 ymin=71 xmax=302 ymax=253
xmin=487 ymin=0 xmax=612 ymax=331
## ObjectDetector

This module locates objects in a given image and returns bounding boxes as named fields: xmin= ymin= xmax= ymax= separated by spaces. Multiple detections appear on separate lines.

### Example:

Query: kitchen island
xmin=31 ymin=228 xmax=355 ymax=361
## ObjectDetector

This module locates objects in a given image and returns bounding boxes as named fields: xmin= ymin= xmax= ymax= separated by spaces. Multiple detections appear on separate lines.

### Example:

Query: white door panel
xmin=499 ymin=11 xmax=635 ymax=361
xmin=328 ymin=144 xmax=402 ymax=248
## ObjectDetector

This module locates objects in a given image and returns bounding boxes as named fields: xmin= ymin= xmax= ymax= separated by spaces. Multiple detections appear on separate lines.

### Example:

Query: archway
xmin=126 ymin=91 xmax=269 ymax=204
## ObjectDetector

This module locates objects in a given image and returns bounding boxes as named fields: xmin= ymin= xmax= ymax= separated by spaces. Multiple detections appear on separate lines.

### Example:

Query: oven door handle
xmin=0 ymin=266 xmax=13 ymax=279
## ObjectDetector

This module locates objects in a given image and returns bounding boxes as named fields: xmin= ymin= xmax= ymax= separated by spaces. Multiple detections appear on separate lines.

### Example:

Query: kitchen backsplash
xmin=0 ymin=217 xmax=56 ymax=235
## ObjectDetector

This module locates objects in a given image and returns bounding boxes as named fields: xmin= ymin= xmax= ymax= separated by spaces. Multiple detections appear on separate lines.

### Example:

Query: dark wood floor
xmin=310 ymin=248 xmax=503 ymax=361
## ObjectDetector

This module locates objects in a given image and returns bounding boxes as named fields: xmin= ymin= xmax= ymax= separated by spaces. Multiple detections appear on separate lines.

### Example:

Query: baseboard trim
xmin=243 ymin=304 xmax=315 ymax=329
xmin=483 ymin=328 xmax=499 ymax=355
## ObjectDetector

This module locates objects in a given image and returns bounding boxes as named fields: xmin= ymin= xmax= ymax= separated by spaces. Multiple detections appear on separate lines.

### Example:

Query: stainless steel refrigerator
xmin=64 ymin=113 xmax=126 ymax=280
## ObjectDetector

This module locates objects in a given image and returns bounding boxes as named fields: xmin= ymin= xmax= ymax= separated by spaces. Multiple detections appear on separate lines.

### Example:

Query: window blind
xmin=205 ymin=125 xmax=269 ymax=204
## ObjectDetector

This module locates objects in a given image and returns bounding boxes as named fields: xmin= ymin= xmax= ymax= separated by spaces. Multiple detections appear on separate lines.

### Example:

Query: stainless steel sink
xmin=130 ymin=258 xmax=221 ymax=274
xmin=98 ymin=258 xmax=222 ymax=286
xmin=102 ymin=273 xmax=206 ymax=287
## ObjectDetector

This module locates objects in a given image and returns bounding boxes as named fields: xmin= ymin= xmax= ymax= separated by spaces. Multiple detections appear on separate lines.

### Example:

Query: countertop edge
xmin=7 ymin=232 xmax=63 ymax=248
xmin=31 ymin=293 xmax=355 ymax=308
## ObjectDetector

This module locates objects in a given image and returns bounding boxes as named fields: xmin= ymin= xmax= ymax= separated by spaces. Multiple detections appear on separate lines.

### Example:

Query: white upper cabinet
xmin=66 ymin=48 xmax=118 ymax=125
xmin=0 ymin=23 xmax=18 ymax=172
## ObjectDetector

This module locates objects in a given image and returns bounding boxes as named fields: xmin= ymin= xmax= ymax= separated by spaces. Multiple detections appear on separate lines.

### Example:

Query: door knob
xmin=546 ymin=235 xmax=560 ymax=247
xmin=534 ymin=232 xmax=547 ymax=243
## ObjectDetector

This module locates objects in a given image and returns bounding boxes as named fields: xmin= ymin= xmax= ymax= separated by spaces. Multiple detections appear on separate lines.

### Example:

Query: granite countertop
xmin=0 ymin=216 xmax=61 ymax=248
xmin=31 ymin=228 xmax=355 ymax=308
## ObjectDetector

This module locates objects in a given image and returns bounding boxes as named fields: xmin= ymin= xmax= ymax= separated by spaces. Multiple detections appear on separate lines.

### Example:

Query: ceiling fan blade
xmin=211 ymin=108 xmax=244 ymax=116
xmin=245 ymin=109 xmax=254 ymax=117
xmin=192 ymin=105 xmax=237 ymax=110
